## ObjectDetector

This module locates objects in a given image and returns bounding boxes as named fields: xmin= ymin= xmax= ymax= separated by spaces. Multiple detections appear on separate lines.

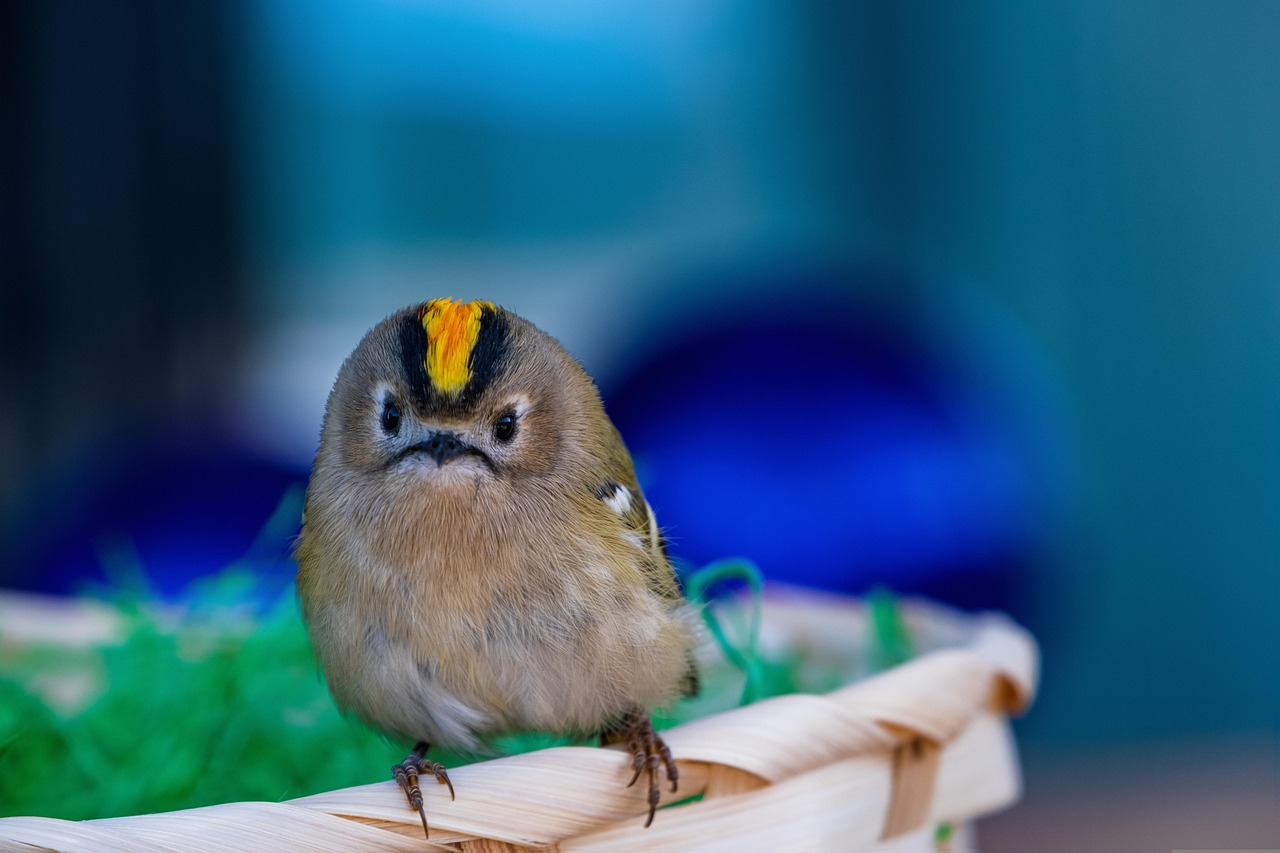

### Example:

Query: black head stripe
xmin=466 ymin=306 xmax=510 ymax=401
xmin=397 ymin=308 xmax=431 ymax=412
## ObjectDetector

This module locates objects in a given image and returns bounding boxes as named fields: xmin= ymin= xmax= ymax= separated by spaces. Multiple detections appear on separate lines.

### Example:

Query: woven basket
xmin=0 ymin=585 xmax=1037 ymax=852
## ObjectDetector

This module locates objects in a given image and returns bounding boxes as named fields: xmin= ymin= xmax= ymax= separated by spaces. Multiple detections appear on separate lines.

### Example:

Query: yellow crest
xmin=420 ymin=298 xmax=494 ymax=396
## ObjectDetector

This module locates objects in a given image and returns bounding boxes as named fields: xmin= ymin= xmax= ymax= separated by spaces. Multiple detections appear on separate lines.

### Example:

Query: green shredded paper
xmin=0 ymin=552 xmax=915 ymax=820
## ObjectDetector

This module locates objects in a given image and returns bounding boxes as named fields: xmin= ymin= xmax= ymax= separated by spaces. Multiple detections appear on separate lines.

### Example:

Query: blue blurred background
xmin=2 ymin=2 xmax=1277 ymax=847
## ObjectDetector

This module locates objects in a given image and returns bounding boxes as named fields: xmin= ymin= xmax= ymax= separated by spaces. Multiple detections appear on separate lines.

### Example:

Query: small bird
xmin=295 ymin=298 xmax=699 ymax=834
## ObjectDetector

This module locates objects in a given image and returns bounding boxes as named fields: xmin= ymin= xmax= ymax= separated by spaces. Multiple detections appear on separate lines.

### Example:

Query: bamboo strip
xmin=661 ymin=692 xmax=898 ymax=780
xmin=702 ymin=765 xmax=768 ymax=799
xmin=290 ymin=749 xmax=712 ymax=846
xmin=835 ymin=649 xmax=995 ymax=742
xmin=882 ymin=738 xmax=941 ymax=838
xmin=929 ymin=714 xmax=1020 ymax=826
xmin=563 ymin=754 xmax=894 ymax=852
xmin=0 ymin=816 xmax=171 ymax=853
xmin=99 ymin=803 xmax=437 ymax=853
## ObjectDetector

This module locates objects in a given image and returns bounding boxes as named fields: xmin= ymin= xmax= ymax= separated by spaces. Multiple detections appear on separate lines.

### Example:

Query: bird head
xmin=309 ymin=299 xmax=617 ymax=513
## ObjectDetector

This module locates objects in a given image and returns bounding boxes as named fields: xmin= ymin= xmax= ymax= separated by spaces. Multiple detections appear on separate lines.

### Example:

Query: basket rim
xmin=0 ymin=586 xmax=1038 ymax=852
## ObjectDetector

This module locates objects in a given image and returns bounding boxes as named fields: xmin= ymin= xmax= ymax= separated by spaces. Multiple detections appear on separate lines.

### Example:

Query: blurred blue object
xmin=1 ymin=419 xmax=304 ymax=599
xmin=604 ymin=269 xmax=1070 ymax=612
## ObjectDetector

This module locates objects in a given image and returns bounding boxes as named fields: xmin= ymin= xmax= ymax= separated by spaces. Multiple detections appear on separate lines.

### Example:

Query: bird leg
xmin=601 ymin=709 xmax=678 ymax=827
xmin=391 ymin=741 xmax=455 ymax=838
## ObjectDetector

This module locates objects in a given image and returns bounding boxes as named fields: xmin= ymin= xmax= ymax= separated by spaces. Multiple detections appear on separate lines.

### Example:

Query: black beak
xmin=412 ymin=431 xmax=472 ymax=466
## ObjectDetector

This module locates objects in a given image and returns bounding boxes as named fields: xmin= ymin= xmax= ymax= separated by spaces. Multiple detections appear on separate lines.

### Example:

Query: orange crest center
xmin=421 ymin=298 xmax=493 ymax=396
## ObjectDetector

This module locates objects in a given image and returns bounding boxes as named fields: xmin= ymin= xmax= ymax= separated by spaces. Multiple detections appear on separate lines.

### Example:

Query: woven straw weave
xmin=0 ymin=586 xmax=1037 ymax=852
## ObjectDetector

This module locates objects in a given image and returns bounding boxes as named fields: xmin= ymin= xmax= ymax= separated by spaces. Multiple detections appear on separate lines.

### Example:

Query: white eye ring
xmin=374 ymin=383 xmax=402 ymax=436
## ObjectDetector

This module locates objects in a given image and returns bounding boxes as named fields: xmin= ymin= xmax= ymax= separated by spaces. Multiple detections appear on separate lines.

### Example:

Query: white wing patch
xmin=604 ymin=483 xmax=633 ymax=516
xmin=597 ymin=481 xmax=646 ymax=551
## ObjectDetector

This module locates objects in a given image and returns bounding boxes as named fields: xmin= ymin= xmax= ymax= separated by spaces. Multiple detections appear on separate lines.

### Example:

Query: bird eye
xmin=381 ymin=401 xmax=401 ymax=435
xmin=493 ymin=412 xmax=516 ymax=442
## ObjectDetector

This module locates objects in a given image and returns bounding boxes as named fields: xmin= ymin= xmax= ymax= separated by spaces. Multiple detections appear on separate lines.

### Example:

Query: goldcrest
xmin=295 ymin=298 xmax=699 ymax=833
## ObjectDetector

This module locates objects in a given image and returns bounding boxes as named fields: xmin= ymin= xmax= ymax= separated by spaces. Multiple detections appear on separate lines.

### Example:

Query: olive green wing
xmin=593 ymin=479 xmax=682 ymax=603
xmin=593 ymin=476 xmax=699 ymax=698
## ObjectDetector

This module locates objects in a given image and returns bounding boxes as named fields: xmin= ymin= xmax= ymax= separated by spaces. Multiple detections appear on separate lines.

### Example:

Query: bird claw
xmin=392 ymin=743 xmax=454 ymax=839
xmin=612 ymin=715 xmax=678 ymax=827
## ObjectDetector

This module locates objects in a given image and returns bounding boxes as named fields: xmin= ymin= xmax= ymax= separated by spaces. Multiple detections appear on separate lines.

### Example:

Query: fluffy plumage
xmin=295 ymin=299 xmax=698 ymax=832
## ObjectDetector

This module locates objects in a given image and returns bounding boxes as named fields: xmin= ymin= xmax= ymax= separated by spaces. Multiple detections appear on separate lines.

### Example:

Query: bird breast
xmin=300 ymin=484 xmax=696 ymax=751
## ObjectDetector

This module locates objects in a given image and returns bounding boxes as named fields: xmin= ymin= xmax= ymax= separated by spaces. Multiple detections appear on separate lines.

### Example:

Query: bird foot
xmin=391 ymin=742 xmax=454 ymax=838
xmin=603 ymin=711 xmax=678 ymax=827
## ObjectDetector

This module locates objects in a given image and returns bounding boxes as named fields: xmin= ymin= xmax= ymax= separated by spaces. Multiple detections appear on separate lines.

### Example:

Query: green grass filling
xmin=1 ymin=558 xmax=911 ymax=819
